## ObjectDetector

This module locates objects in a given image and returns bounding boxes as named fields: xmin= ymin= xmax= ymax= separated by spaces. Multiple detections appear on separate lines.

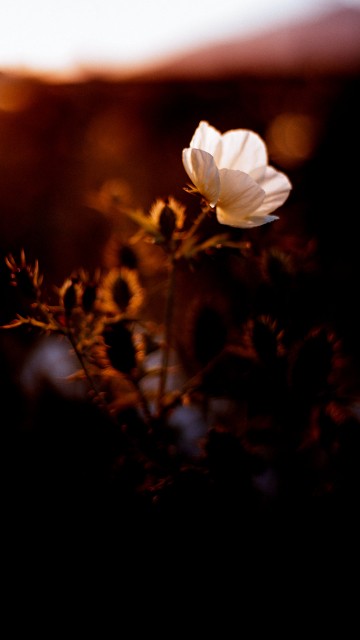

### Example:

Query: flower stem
xmin=124 ymin=372 xmax=153 ymax=426
xmin=186 ymin=204 xmax=211 ymax=238
xmin=65 ymin=316 xmax=108 ymax=414
xmin=157 ymin=259 xmax=176 ymax=415
xmin=156 ymin=206 xmax=210 ymax=414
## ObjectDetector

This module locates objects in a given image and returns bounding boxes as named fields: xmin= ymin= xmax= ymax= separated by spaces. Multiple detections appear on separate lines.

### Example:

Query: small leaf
xmin=124 ymin=208 xmax=162 ymax=239
xmin=177 ymin=233 xmax=230 ymax=259
xmin=0 ymin=318 xmax=25 ymax=329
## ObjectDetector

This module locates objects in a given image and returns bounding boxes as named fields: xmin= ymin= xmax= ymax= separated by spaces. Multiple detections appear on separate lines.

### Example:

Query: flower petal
xmin=239 ymin=215 xmax=279 ymax=228
xmin=215 ymin=130 xmax=268 ymax=173
xmin=182 ymin=148 xmax=220 ymax=206
xmin=250 ymin=166 xmax=292 ymax=216
xmin=216 ymin=169 xmax=265 ymax=227
xmin=189 ymin=120 xmax=222 ymax=157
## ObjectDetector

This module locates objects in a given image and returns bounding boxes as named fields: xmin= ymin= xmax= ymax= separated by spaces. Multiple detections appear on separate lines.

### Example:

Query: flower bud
xmin=82 ymin=283 xmax=97 ymax=313
xmin=5 ymin=251 xmax=42 ymax=302
xmin=63 ymin=280 xmax=78 ymax=315
xmin=100 ymin=267 xmax=144 ymax=317
xmin=159 ymin=204 xmax=177 ymax=242
xmin=11 ymin=268 xmax=38 ymax=301
xmin=103 ymin=320 xmax=137 ymax=374
xmin=119 ymin=244 xmax=138 ymax=270
xmin=112 ymin=276 xmax=132 ymax=313
xmin=149 ymin=197 xmax=186 ymax=244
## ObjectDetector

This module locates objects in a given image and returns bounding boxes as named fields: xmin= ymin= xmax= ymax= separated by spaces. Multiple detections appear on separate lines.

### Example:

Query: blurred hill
xmin=134 ymin=5 xmax=360 ymax=79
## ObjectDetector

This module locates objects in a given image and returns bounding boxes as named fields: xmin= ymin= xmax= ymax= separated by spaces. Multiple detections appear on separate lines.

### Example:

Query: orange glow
xmin=266 ymin=112 xmax=318 ymax=168
xmin=0 ymin=78 xmax=35 ymax=112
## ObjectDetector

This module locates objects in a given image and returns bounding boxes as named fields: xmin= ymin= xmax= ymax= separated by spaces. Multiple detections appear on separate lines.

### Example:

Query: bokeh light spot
xmin=266 ymin=112 xmax=318 ymax=168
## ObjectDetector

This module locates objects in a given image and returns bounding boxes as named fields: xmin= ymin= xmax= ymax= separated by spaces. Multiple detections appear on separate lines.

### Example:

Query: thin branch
xmin=156 ymin=260 xmax=176 ymax=416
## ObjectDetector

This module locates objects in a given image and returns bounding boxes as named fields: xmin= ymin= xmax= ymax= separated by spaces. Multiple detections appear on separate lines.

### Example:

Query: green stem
xmin=175 ymin=206 xmax=210 ymax=260
xmin=190 ymin=204 xmax=210 ymax=233
xmin=157 ymin=260 xmax=176 ymax=415
xmin=155 ymin=206 xmax=210 ymax=414
xmin=65 ymin=316 xmax=108 ymax=414
xmin=124 ymin=373 xmax=153 ymax=427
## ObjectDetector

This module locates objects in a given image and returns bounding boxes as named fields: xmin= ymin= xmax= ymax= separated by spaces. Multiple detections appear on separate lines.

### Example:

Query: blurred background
xmin=1 ymin=0 xmax=360 ymax=412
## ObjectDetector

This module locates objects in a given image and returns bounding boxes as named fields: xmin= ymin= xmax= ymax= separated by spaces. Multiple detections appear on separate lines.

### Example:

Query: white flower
xmin=182 ymin=120 xmax=292 ymax=228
